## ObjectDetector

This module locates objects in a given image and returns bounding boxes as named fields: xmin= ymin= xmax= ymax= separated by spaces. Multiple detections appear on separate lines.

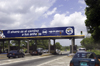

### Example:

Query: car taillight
xmin=70 ymin=62 xmax=73 ymax=66
xmin=35 ymin=51 xmax=37 ymax=53
xmin=95 ymin=64 xmax=99 ymax=66
xmin=13 ymin=53 xmax=15 ymax=55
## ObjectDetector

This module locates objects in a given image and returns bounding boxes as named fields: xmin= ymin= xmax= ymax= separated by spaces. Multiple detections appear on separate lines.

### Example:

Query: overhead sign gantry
xmin=0 ymin=26 xmax=84 ymax=53
xmin=0 ymin=26 xmax=75 ymax=39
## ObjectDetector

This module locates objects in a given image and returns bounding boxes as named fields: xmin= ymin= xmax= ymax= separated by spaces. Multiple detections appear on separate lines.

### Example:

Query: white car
xmin=42 ymin=49 xmax=48 ymax=53
xmin=77 ymin=48 xmax=86 ymax=52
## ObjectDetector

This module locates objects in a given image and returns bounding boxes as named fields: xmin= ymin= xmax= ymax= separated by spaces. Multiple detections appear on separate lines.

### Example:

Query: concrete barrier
xmin=67 ymin=53 xmax=75 ymax=57
xmin=0 ymin=54 xmax=7 ymax=59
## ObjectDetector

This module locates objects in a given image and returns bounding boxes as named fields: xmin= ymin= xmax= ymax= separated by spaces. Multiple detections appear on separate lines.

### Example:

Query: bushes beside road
xmin=87 ymin=50 xmax=100 ymax=55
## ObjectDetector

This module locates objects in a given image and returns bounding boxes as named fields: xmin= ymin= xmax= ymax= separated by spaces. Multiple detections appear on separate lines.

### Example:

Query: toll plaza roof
xmin=0 ymin=35 xmax=85 ymax=40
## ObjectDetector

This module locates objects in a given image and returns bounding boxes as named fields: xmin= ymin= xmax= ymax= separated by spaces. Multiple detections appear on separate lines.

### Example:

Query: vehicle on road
xmin=70 ymin=51 xmax=100 ymax=66
xmin=42 ymin=49 xmax=48 ymax=53
xmin=56 ymin=49 xmax=60 ymax=54
xmin=77 ymin=48 xmax=86 ymax=52
xmin=50 ymin=49 xmax=61 ymax=54
xmin=7 ymin=50 xmax=25 ymax=58
xmin=30 ymin=48 xmax=43 ymax=55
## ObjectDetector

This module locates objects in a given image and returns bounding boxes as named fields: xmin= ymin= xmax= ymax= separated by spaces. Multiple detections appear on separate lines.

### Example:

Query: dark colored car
xmin=30 ymin=48 xmax=43 ymax=55
xmin=70 ymin=51 xmax=100 ymax=66
xmin=7 ymin=50 xmax=25 ymax=58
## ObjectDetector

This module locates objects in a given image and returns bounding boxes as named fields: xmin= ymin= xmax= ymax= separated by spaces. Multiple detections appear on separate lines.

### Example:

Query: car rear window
xmin=74 ymin=53 xmax=95 ymax=59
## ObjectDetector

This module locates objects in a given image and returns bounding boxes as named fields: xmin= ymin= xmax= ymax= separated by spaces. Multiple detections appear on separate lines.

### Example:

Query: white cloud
xmin=44 ymin=7 xmax=57 ymax=18
xmin=35 ymin=7 xmax=48 ymax=13
xmin=50 ymin=12 xmax=86 ymax=46
xmin=50 ymin=12 xmax=86 ymax=35
xmin=41 ymin=24 xmax=47 ymax=28
xmin=0 ymin=0 xmax=56 ymax=30
xmin=66 ymin=11 xmax=69 ymax=14
xmin=78 ymin=0 xmax=85 ymax=4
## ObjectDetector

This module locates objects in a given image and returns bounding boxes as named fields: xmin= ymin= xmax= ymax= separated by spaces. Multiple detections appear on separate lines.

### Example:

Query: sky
xmin=0 ymin=0 xmax=88 ymax=46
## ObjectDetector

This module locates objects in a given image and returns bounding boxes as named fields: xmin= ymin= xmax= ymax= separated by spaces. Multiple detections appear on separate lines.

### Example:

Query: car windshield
xmin=74 ymin=53 xmax=96 ymax=59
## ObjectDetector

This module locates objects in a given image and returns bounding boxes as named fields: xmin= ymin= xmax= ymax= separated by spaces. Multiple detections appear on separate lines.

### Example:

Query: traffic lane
xmin=0 ymin=54 xmax=69 ymax=66
xmin=0 ymin=54 xmax=37 ymax=61
xmin=0 ymin=51 xmax=69 ymax=61
xmin=0 ymin=53 xmax=48 ymax=61
xmin=37 ymin=55 xmax=72 ymax=66
xmin=0 ymin=55 xmax=45 ymax=64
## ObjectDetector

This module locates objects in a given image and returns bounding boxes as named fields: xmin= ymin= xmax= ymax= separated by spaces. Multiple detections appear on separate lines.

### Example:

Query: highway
xmin=0 ymin=51 xmax=72 ymax=66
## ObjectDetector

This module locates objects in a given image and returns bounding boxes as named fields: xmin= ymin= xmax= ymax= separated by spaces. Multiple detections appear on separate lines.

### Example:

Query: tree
xmin=61 ymin=46 xmax=70 ymax=50
xmin=55 ymin=42 xmax=62 ymax=50
xmin=10 ymin=40 xmax=19 ymax=46
xmin=37 ymin=40 xmax=49 ymax=49
xmin=20 ymin=40 xmax=28 ymax=48
xmin=81 ymin=37 xmax=94 ymax=50
xmin=80 ymin=37 xmax=100 ymax=50
xmin=85 ymin=0 xmax=100 ymax=42
xmin=0 ymin=41 xmax=8 ymax=48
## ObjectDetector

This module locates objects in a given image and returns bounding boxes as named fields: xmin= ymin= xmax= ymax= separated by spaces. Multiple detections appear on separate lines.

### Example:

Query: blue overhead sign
xmin=0 ymin=26 xmax=74 ymax=38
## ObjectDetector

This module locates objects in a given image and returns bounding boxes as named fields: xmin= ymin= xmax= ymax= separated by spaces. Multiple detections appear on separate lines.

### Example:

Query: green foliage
xmin=9 ymin=39 xmax=49 ymax=49
xmin=11 ymin=40 xmax=19 ymax=46
xmin=85 ymin=0 xmax=100 ymax=41
xmin=55 ymin=42 xmax=62 ymax=50
xmin=20 ymin=40 xmax=27 ymax=48
xmin=87 ymin=50 xmax=100 ymax=55
xmin=81 ymin=37 xmax=100 ymax=50
xmin=61 ymin=46 xmax=70 ymax=51
xmin=81 ymin=37 xmax=94 ymax=50
xmin=37 ymin=40 xmax=49 ymax=49
xmin=29 ymin=40 xmax=35 ymax=46
xmin=0 ymin=39 xmax=62 ymax=51
xmin=0 ymin=40 xmax=12 ymax=48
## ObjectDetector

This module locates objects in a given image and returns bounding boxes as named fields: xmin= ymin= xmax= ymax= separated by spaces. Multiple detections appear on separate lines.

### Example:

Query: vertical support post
xmin=71 ymin=38 xmax=75 ymax=53
xmin=48 ymin=39 xmax=50 ymax=53
xmin=18 ymin=40 xmax=20 ymax=51
xmin=35 ymin=40 xmax=37 ymax=50
xmin=53 ymin=39 xmax=56 ymax=53
xmin=2 ymin=41 xmax=4 ymax=53
xmin=8 ymin=40 xmax=10 ymax=53
xmin=27 ymin=39 xmax=29 ymax=53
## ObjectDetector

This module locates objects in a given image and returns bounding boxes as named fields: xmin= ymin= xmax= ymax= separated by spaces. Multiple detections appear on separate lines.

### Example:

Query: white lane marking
xmin=37 ymin=56 xmax=67 ymax=66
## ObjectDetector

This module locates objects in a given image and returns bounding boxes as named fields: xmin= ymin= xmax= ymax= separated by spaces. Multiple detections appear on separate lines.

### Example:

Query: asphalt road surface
xmin=0 ymin=51 xmax=71 ymax=66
